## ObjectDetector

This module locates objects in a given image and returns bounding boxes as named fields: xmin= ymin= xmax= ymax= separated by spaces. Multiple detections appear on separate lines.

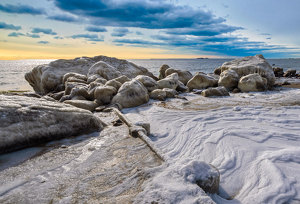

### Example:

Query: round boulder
xmin=88 ymin=61 xmax=122 ymax=80
xmin=238 ymin=73 xmax=268 ymax=92
xmin=201 ymin=86 xmax=230 ymax=97
xmin=187 ymin=73 xmax=218 ymax=90
xmin=157 ymin=73 xmax=179 ymax=90
xmin=94 ymin=85 xmax=117 ymax=105
xmin=135 ymin=75 xmax=159 ymax=92
xmin=165 ymin=68 xmax=193 ymax=85
xmin=111 ymin=79 xmax=149 ymax=108
xmin=218 ymin=69 xmax=239 ymax=90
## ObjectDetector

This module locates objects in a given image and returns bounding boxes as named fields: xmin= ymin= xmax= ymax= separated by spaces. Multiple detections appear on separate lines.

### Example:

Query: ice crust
xmin=124 ymin=89 xmax=300 ymax=203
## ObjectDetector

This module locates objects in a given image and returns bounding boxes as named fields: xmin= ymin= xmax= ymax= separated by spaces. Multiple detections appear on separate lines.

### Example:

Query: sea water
xmin=0 ymin=58 xmax=299 ymax=91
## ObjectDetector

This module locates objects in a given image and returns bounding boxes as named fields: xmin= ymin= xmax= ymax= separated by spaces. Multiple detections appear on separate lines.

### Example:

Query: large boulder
xmin=283 ymin=69 xmax=297 ymax=78
xmin=94 ymin=85 xmax=117 ymax=105
xmin=157 ymin=73 xmax=179 ymax=89
xmin=135 ymin=75 xmax=159 ymax=92
xmin=111 ymin=79 xmax=149 ymax=108
xmin=165 ymin=68 xmax=193 ymax=85
xmin=0 ymin=95 xmax=103 ymax=154
xmin=238 ymin=73 xmax=268 ymax=92
xmin=186 ymin=73 xmax=218 ymax=90
xmin=158 ymin=64 xmax=170 ymax=79
xmin=218 ymin=54 xmax=275 ymax=89
xmin=201 ymin=86 xmax=230 ymax=97
xmin=25 ymin=55 xmax=156 ymax=95
xmin=218 ymin=69 xmax=239 ymax=90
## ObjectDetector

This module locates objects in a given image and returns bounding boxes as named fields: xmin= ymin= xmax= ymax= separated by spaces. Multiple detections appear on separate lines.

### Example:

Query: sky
xmin=0 ymin=0 xmax=300 ymax=59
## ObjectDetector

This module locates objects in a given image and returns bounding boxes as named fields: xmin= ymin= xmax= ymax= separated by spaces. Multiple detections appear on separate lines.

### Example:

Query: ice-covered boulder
xmin=150 ymin=89 xmax=167 ymax=101
xmin=111 ymin=79 xmax=149 ymax=108
xmin=135 ymin=75 xmax=159 ymax=92
xmin=180 ymin=161 xmax=220 ymax=194
xmin=283 ymin=69 xmax=297 ymax=77
xmin=105 ymin=79 xmax=122 ymax=91
xmin=218 ymin=54 xmax=275 ymax=89
xmin=0 ymin=95 xmax=103 ymax=154
xmin=201 ymin=86 xmax=230 ymax=97
xmin=163 ymin=88 xmax=178 ymax=98
xmin=25 ymin=55 xmax=156 ymax=95
xmin=238 ymin=73 xmax=268 ymax=92
xmin=273 ymin=67 xmax=284 ymax=77
xmin=94 ymin=85 xmax=117 ymax=105
xmin=114 ymin=75 xmax=131 ymax=84
xmin=187 ymin=73 xmax=218 ymax=90
xmin=158 ymin=64 xmax=170 ymax=79
xmin=62 ymin=72 xmax=87 ymax=84
xmin=165 ymin=68 xmax=193 ymax=85
xmin=88 ymin=61 xmax=122 ymax=80
xmin=157 ymin=73 xmax=179 ymax=89
xmin=218 ymin=69 xmax=239 ymax=90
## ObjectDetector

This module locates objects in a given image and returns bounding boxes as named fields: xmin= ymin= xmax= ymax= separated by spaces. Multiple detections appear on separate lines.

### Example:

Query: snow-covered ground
xmin=124 ymin=88 xmax=300 ymax=204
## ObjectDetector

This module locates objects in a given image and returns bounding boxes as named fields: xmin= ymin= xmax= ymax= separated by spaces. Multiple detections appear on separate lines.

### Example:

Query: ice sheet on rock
xmin=124 ymin=89 xmax=300 ymax=204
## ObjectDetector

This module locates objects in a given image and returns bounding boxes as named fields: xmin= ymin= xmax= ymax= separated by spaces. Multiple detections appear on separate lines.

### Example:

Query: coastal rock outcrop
xmin=201 ymin=86 xmax=230 ymax=97
xmin=238 ymin=73 xmax=268 ymax=92
xmin=157 ymin=73 xmax=179 ymax=89
xmin=218 ymin=69 xmax=239 ymax=90
xmin=218 ymin=54 xmax=275 ymax=89
xmin=283 ymin=69 xmax=297 ymax=77
xmin=111 ymin=79 xmax=149 ymax=108
xmin=25 ymin=55 xmax=156 ymax=95
xmin=135 ymin=75 xmax=159 ymax=92
xmin=186 ymin=73 xmax=218 ymax=90
xmin=273 ymin=67 xmax=284 ymax=77
xmin=0 ymin=95 xmax=103 ymax=154
xmin=165 ymin=68 xmax=193 ymax=85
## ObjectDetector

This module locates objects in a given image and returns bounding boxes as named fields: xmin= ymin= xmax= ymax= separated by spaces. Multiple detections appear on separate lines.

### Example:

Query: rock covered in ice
xmin=114 ymin=75 xmax=131 ymax=84
xmin=218 ymin=54 xmax=275 ymax=89
xmin=180 ymin=161 xmax=220 ymax=194
xmin=88 ymin=61 xmax=122 ymax=80
xmin=105 ymin=79 xmax=122 ymax=91
xmin=25 ymin=55 xmax=156 ymax=95
xmin=62 ymin=72 xmax=87 ymax=84
xmin=187 ymin=73 xmax=218 ymax=90
xmin=157 ymin=73 xmax=179 ymax=89
xmin=201 ymin=86 xmax=230 ymax=97
xmin=159 ymin=64 xmax=170 ymax=79
xmin=283 ymin=69 xmax=297 ymax=77
xmin=163 ymin=88 xmax=178 ymax=98
xmin=150 ymin=89 xmax=167 ymax=101
xmin=135 ymin=75 xmax=159 ymax=92
xmin=238 ymin=73 xmax=268 ymax=92
xmin=94 ymin=85 xmax=117 ymax=105
xmin=218 ymin=69 xmax=239 ymax=90
xmin=165 ymin=68 xmax=193 ymax=85
xmin=111 ymin=79 xmax=149 ymax=108
xmin=0 ymin=95 xmax=103 ymax=154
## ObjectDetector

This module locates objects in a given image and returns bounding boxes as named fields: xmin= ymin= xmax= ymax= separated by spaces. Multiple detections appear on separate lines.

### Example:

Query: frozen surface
xmin=124 ymin=88 xmax=300 ymax=204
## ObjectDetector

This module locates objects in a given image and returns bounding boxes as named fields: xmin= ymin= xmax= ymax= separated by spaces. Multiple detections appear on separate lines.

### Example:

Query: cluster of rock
xmin=273 ymin=67 xmax=299 ymax=78
xmin=213 ymin=54 xmax=276 ymax=93
xmin=24 ymin=54 xmax=279 ymax=112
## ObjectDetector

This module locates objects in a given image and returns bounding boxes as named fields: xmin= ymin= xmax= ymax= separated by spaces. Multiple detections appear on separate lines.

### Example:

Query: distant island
xmin=196 ymin=57 xmax=209 ymax=59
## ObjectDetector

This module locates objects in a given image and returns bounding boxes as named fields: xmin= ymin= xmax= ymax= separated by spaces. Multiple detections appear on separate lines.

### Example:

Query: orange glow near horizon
xmin=0 ymin=41 xmax=220 ymax=60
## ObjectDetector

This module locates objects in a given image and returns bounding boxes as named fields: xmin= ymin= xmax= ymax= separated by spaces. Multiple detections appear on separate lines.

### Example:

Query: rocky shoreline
xmin=1 ymin=54 xmax=300 ymax=203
